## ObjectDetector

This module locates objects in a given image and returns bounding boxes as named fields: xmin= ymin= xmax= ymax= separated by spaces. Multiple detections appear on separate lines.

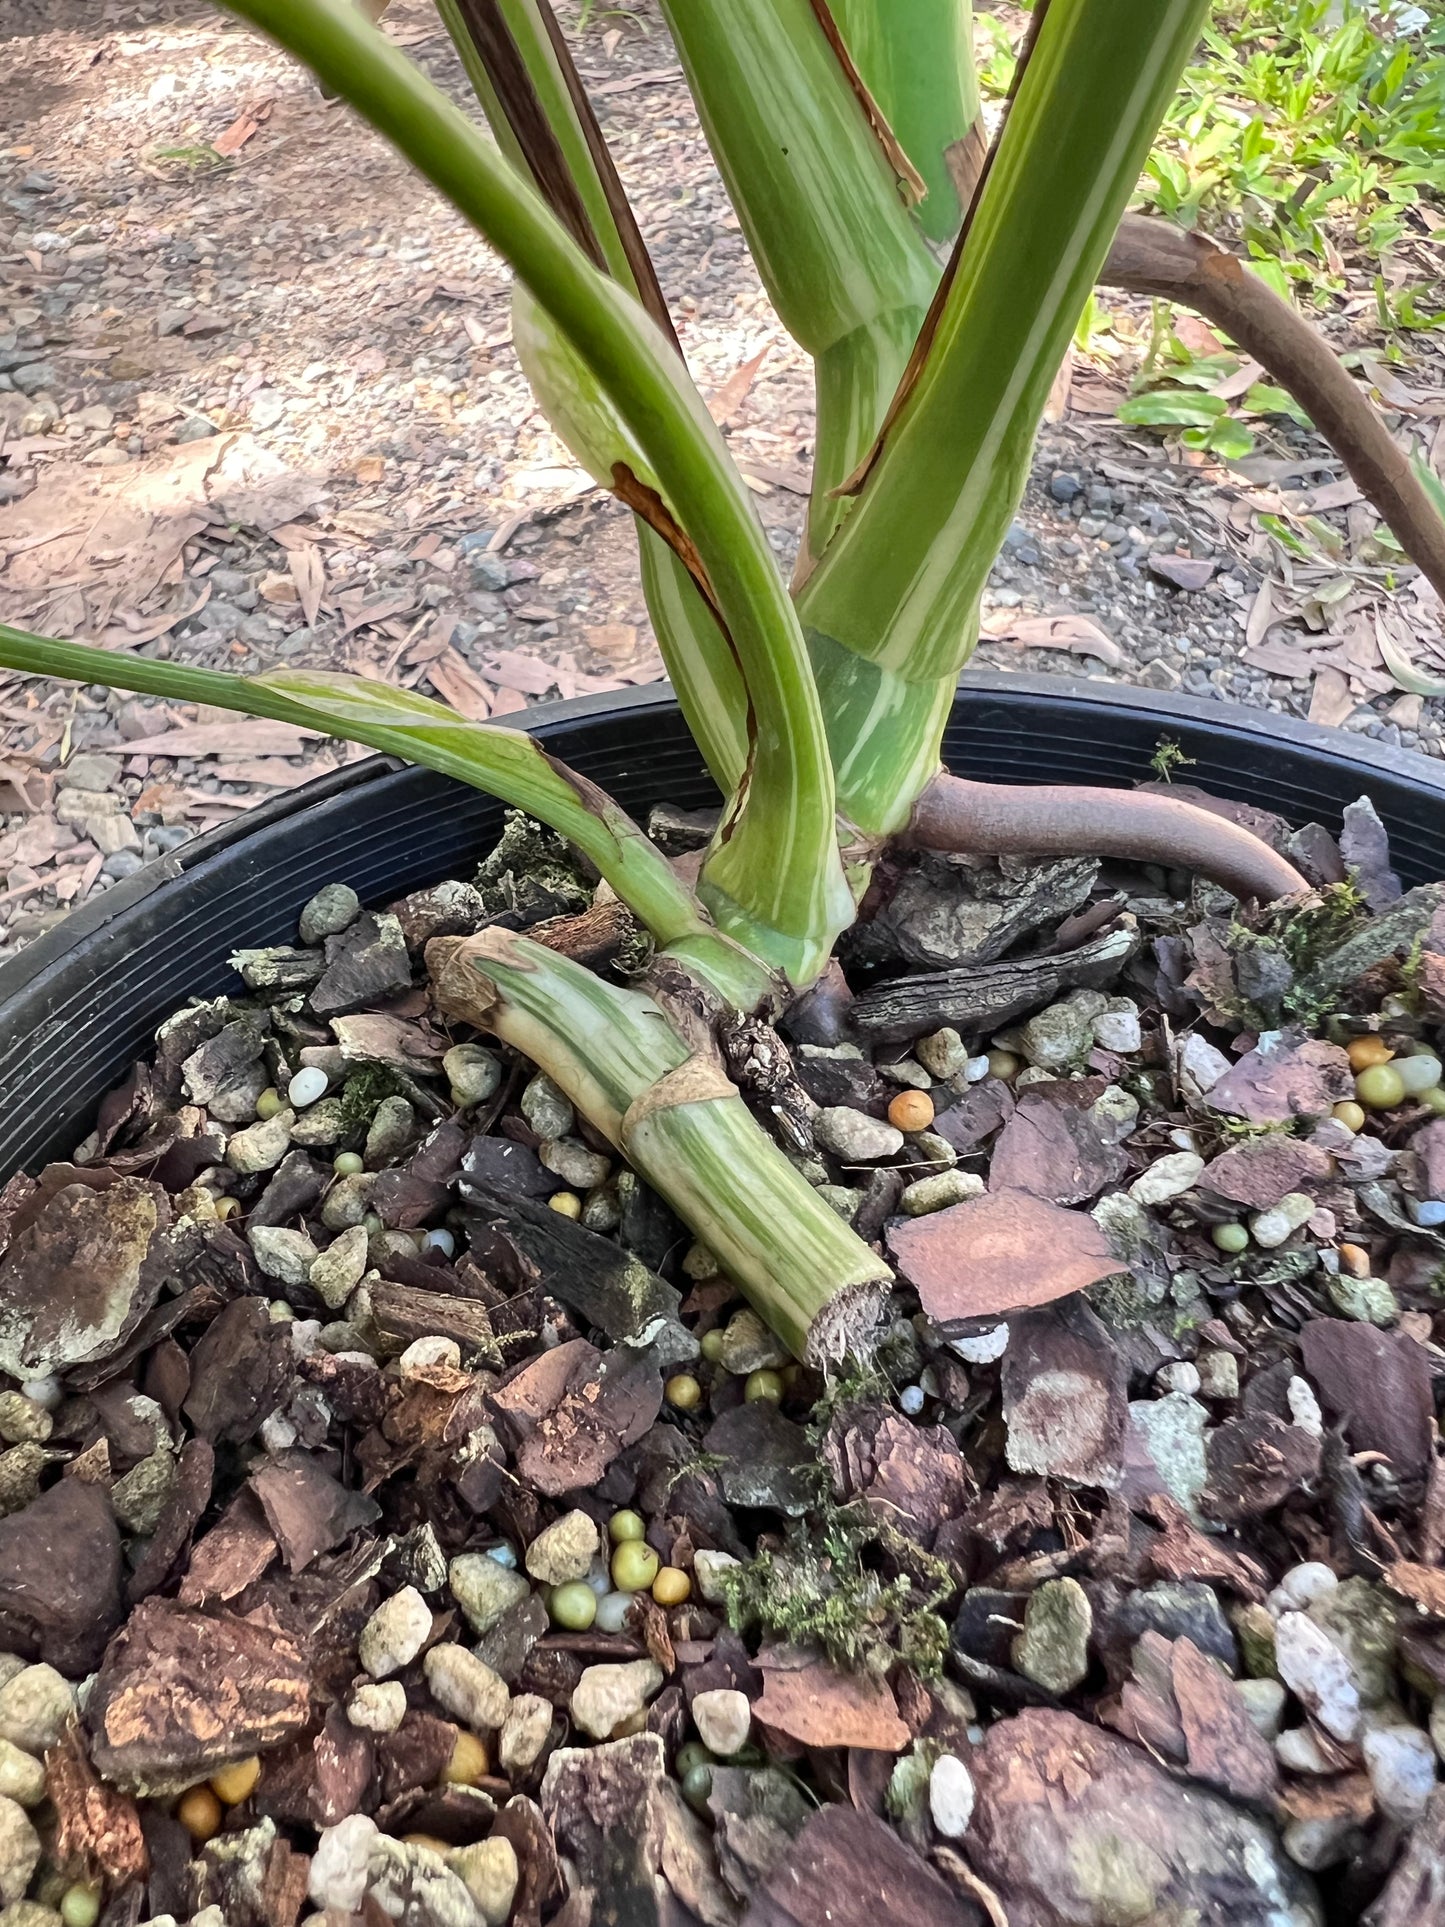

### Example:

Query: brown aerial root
xmin=907 ymin=771 xmax=1309 ymax=903
xmin=1100 ymin=214 xmax=1445 ymax=609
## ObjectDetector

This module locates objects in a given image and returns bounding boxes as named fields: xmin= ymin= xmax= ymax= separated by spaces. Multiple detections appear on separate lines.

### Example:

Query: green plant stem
xmin=430 ymin=927 xmax=892 ymax=1361
xmin=830 ymin=0 xmax=983 ymax=242
xmin=225 ymin=0 xmax=848 ymax=987
xmin=798 ymin=0 xmax=1212 ymax=693
xmin=655 ymin=0 xmax=937 ymax=557
xmin=0 ymin=623 xmax=772 ymax=1007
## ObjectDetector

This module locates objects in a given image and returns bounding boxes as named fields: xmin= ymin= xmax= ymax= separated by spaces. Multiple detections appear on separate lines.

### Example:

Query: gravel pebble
xmin=525 ymin=1510 xmax=600 ymax=1586
xmin=309 ymin=1813 xmax=379 ymax=1913
xmin=1268 ymin=1563 xmax=1339 ymax=1619
xmin=1249 ymin=1192 xmax=1316 ymax=1249
xmin=498 ymin=1693 xmax=553 ymax=1775
xmin=1128 ymin=1151 xmax=1204 ymax=1205
xmin=0 ymin=1799 xmax=39 ymax=1907
xmin=1363 ymin=1720 xmax=1437 ymax=1824
xmin=0 ymin=1667 xmax=74 ymax=1754
xmin=358 ymin=1586 xmax=433 ymax=1679
xmin=310 ymin=1225 xmax=370 ymax=1309
xmin=424 ymin=1644 xmax=510 ymax=1732
xmin=447 ymin=1837 xmax=519 ymax=1927
xmin=813 ymin=1106 xmax=904 ymax=1163
xmin=1275 ymin=1611 xmax=1362 ymax=1742
xmin=900 ymin=1170 xmax=985 ymax=1215
xmin=571 ymin=1659 xmax=663 ymax=1740
xmin=692 ymin=1688 xmax=751 ymax=1757
xmin=928 ymin=1753 xmax=976 ymax=1839
xmin=347 ymin=1681 xmax=409 ymax=1733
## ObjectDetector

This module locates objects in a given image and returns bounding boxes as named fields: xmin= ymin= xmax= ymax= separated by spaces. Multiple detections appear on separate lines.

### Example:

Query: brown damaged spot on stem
xmin=806 ymin=0 xmax=927 ymax=205
xmin=618 ymin=1052 xmax=738 ymax=1146
xmin=427 ymin=928 xmax=521 ymax=1030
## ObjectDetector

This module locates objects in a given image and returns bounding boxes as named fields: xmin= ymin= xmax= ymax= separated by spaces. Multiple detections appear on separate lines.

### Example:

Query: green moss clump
xmin=715 ymin=1499 xmax=952 ymax=1679
xmin=474 ymin=810 xmax=591 ymax=922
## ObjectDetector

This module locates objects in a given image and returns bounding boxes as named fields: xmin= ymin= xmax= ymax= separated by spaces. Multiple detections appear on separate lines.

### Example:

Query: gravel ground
xmin=0 ymin=0 xmax=1442 ymax=954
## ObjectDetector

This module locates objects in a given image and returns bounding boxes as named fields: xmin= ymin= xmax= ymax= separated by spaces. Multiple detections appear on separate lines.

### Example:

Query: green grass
xmin=982 ymin=0 xmax=1445 ymax=296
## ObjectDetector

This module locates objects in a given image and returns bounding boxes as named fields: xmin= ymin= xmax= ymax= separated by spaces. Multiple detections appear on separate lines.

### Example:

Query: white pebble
xmin=1235 ymin=1678 xmax=1286 ymax=1740
xmin=423 ymin=1227 xmax=456 ymax=1258
xmin=964 ymin=1055 xmax=992 ymax=1084
xmin=951 ymin=1322 xmax=1010 ymax=1365
xmin=1249 ymin=1191 xmax=1316 ymax=1250
xmin=287 ymin=1066 xmax=329 ymax=1108
xmin=18 ymin=1379 xmax=59 ymax=1412
xmin=692 ymin=1688 xmax=751 ymax=1757
xmin=571 ymin=1660 xmax=662 ymax=1740
xmin=1157 ymin=1362 xmax=1200 ymax=1397
xmin=310 ymin=1814 xmax=379 ymax=1913
xmin=1268 ymin=1562 xmax=1339 ymax=1620
xmin=1283 ymin=1816 xmax=1356 ymax=1871
xmin=899 ymin=1385 xmax=926 ymax=1416
xmin=1275 ymin=1612 xmax=1361 ymax=1742
xmin=928 ymin=1753 xmax=975 ymax=1839
xmin=348 ymin=1681 xmax=408 ymax=1733
xmin=1363 ymin=1719 xmax=1437 ymax=1824
xmin=692 ymin=1550 xmax=741 ymax=1606
xmin=486 ymin=1543 xmax=518 ymax=1570
xmin=594 ymin=1591 xmax=633 ymax=1634
xmin=358 ymin=1586 xmax=433 ymax=1679
xmin=400 ymin=1336 xmax=462 ymax=1379
xmin=1093 ymin=1007 xmax=1142 ymax=1054
xmin=1287 ymin=1377 xmax=1324 ymax=1438
xmin=1275 ymin=1724 xmax=1335 ymax=1774
xmin=1129 ymin=1152 xmax=1204 ymax=1207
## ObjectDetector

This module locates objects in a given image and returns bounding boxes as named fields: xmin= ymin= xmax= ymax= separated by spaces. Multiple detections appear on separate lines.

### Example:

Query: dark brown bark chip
xmin=0 ymin=1176 xmax=171 ymax=1377
xmin=1002 ymin=1299 xmax=1128 ymax=1486
xmin=310 ymin=911 xmax=413 ymax=1017
xmin=248 ymin=1450 xmax=382 ymax=1572
xmin=183 ymin=1295 xmax=293 ymax=1444
xmin=1206 ymin=1032 xmax=1354 ymax=1125
xmin=704 ymin=1403 xmax=814 ymax=1517
xmin=931 ymin=1080 xmax=1015 ymax=1156
xmin=743 ymin=1803 xmax=969 ymax=1927
xmin=127 ymin=1436 xmax=215 ymax=1605
xmin=1200 ymin=1136 xmax=1336 ymax=1210
xmin=1363 ymin=1784 xmax=1445 ymax=1926
xmin=1300 ymin=1318 xmax=1435 ymax=1481
xmin=180 ymin=1490 xmax=279 ymax=1605
xmin=86 ymin=1598 xmax=311 ymax=1794
xmin=887 ymin=1190 xmax=1120 ymax=1326
xmin=193 ymin=1820 xmax=311 ymax=1927
xmin=0 ymin=1476 xmax=123 ymax=1673
xmin=490 ymin=1337 xmax=662 ymax=1497
xmin=969 ymin=1709 xmax=1312 ymax=1926
xmin=369 ymin=1280 xmax=497 ymax=1359
xmin=46 ymin=1721 xmax=149 ymax=1889
xmin=988 ymin=1078 xmax=1129 ymax=1205
xmin=249 ymin=1152 xmax=328 ymax=1231
xmin=1202 ymin=1415 xmax=1321 ymax=1524
xmin=375 ymin=1783 xmax=498 ymax=1846
xmin=1139 ymin=1494 xmax=1269 ymax=1603
xmin=377 ymin=1712 xmax=456 ymax=1805
xmin=491 ymin=1794 xmax=564 ymax=1927
xmin=1171 ymin=1636 xmax=1278 ymax=1807
xmin=824 ymin=1407 xmax=972 ymax=1547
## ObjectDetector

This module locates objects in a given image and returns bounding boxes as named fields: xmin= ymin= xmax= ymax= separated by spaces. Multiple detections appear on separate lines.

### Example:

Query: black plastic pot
xmin=1 ymin=670 xmax=1440 ymax=1181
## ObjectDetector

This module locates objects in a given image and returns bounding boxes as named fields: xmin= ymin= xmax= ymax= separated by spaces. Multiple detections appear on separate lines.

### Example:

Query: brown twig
xmin=1100 ymin=214 xmax=1445 ymax=607
xmin=908 ymin=771 xmax=1308 ymax=902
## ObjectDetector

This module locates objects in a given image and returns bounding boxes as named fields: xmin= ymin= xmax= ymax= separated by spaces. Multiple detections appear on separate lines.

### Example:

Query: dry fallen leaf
xmin=287 ymin=542 xmax=326 ymax=628
xmin=114 ymin=721 xmax=317 ymax=759
xmin=707 ymin=345 xmax=771 ymax=426
xmin=1309 ymin=664 xmax=1354 ymax=727
xmin=424 ymin=648 xmax=494 ymax=721
xmin=887 ymin=1190 xmax=1121 ymax=1325
xmin=981 ymin=611 xmax=1124 ymax=669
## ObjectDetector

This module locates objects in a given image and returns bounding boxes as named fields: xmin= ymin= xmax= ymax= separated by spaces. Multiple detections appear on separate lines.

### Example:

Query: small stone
xmin=359 ymin=1586 xmax=433 ymax=1679
xmin=1283 ymin=1817 xmax=1356 ymax=1871
xmin=952 ymin=1322 xmax=1011 ymax=1365
xmin=226 ymin=1109 xmax=294 ymax=1174
xmin=0 ymin=1400 xmax=47 ymax=1448
xmin=1326 ymin=1272 xmax=1399 ymax=1325
xmin=692 ymin=1688 xmax=750 ymax=1757
xmin=1275 ymin=1725 xmax=1336 ymax=1774
xmin=443 ymin=1044 xmax=502 ymax=1107
xmin=0 ymin=1902 xmax=58 ymax=1927
xmin=1248 ymin=1192 xmax=1316 ymax=1249
xmin=693 ymin=1550 xmax=741 ymax=1605
xmin=299 ymin=884 xmax=361 ymax=946
xmin=1362 ymin=1719 xmax=1437 ymax=1824
xmin=539 ymin=1138 xmax=610 ymax=1191
xmin=915 ymin=1028 xmax=970 ymax=1082
xmin=1235 ymin=1678 xmax=1287 ymax=1740
xmin=247 ymin=1225 xmax=319 ymax=1288
xmin=347 ymin=1681 xmax=408 ymax=1733
xmin=1092 ymin=1001 xmax=1142 ymax=1054
xmin=571 ymin=1659 xmax=663 ymax=1740
xmin=521 ymin=1074 xmax=574 ymax=1140
xmin=1011 ymin=1578 xmax=1092 ymax=1694
xmin=1128 ymin=1152 xmax=1204 ymax=1206
xmin=309 ymin=1225 xmax=369 ymax=1310
xmin=364 ymin=1095 xmax=414 ymax=1166
xmin=717 ymin=1310 xmax=791 ymax=1376
xmin=928 ymin=1753 xmax=976 ymax=1838
xmin=1268 ymin=1563 xmax=1338 ymax=1620
xmin=813 ymin=1107 xmax=904 ymax=1163
xmin=0 ymin=1667 xmax=74 ymax=1754
xmin=1178 ymin=1034 xmax=1232 ymax=1100
xmin=1287 ymin=1377 xmax=1324 ymax=1438
xmin=400 ymin=1336 xmax=461 ymax=1379
xmin=900 ymin=1170 xmax=985 ymax=1216
xmin=1049 ymin=471 xmax=1082 ymax=503
xmin=1158 ymin=1362 xmax=1201 ymax=1396
xmin=1275 ymin=1611 xmax=1361 ymax=1741
xmin=525 ymin=1511 xmax=600 ymax=1587
xmin=424 ymin=1643 xmax=509 ymax=1731
xmin=450 ymin=1554 xmax=531 ymax=1635
xmin=0 ymin=1799 xmax=38 ymax=1906
xmin=447 ymin=1837 xmax=518 ymax=1927
xmin=287 ymin=1066 xmax=329 ymax=1109
xmin=1017 ymin=1001 xmax=1096 ymax=1073
xmin=0 ymin=1744 xmax=44 ymax=1809
xmin=111 ymin=1448 xmax=177 ymax=1536
xmin=309 ymin=1813 xmax=378 ymax=1913
xmin=497 ymin=1693 xmax=553 ymax=1775
xmin=1129 ymin=1393 xmax=1210 ymax=1515
xmin=1197 ymin=1349 xmax=1239 ymax=1400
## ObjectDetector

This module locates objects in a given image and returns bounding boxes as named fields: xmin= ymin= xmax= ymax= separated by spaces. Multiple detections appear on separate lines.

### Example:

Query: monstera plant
xmin=0 ymin=0 xmax=1317 ymax=1361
